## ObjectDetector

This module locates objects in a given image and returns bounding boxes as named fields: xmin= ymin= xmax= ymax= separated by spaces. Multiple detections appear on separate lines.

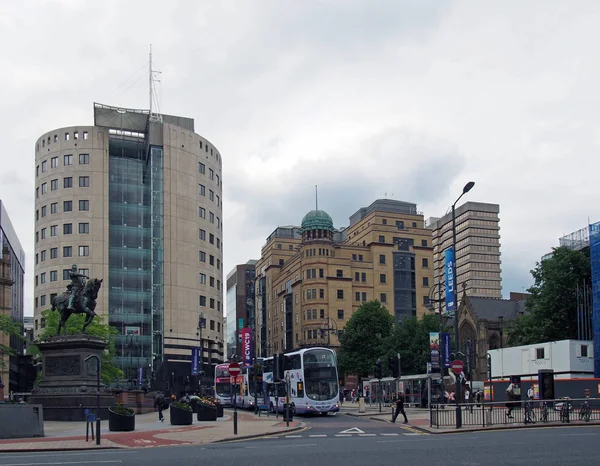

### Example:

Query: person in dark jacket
xmin=392 ymin=392 xmax=408 ymax=424
xmin=154 ymin=391 xmax=167 ymax=422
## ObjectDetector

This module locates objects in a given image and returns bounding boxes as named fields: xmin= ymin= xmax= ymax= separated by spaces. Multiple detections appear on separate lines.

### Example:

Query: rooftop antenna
xmin=149 ymin=44 xmax=163 ymax=123
xmin=315 ymin=185 xmax=318 ymax=210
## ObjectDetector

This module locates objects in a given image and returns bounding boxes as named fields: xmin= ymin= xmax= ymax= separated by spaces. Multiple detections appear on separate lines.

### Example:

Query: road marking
xmin=380 ymin=433 xmax=399 ymax=436
xmin=334 ymin=434 xmax=352 ymax=437
xmin=309 ymin=434 xmax=328 ymax=437
xmin=358 ymin=433 xmax=377 ymax=437
xmin=1 ymin=462 xmax=121 ymax=466
xmin=339 ymin=427 xmax=365 ymax=434
xmin=285 ymin=435 xmax=303 ymax=438
xmin=404 ymin=433 xmax=422 ymax=436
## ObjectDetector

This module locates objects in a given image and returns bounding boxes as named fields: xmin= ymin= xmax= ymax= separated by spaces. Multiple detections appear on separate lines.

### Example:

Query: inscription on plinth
xmin=45 ymin=355 xmax=81 ymax=377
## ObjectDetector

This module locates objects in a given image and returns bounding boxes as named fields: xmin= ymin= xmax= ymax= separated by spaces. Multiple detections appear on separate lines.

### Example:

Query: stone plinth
xmin=29 ymin=335 xmax=114 ymax=421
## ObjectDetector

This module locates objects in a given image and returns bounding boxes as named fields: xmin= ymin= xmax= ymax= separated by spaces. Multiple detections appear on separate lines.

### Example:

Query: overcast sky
xmin=1 ymin=0 xmax=599 ymax=317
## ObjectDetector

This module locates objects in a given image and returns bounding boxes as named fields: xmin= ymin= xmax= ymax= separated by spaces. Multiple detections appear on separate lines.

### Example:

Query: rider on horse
xmin=66 ymin=264 xmax=89 ymax=311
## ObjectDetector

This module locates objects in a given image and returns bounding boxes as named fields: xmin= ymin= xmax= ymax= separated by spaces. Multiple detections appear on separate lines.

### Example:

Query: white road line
xmin=2 ymin=462 xmax=121 ymax=466
xmin=403 ymin=433 xmax=422 ymax=436
xmin=380 ymin=433 xmax=399 ymax=436
xmin=285 ymin=435 xmax=303 ymax=438
xmin=358 ymin=434 xmax=377 ymax=437
xmin=309 ymin=434 xmax=328 ymax=437
xmin=334 ymin=434 xmax=352 ymax=437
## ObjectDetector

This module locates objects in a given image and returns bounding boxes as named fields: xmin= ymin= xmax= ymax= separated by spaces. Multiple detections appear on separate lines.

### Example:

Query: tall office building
xmin=33 ymin=103 xmax=224 ymax=389
xmin=0 ymin=200 xmax=25 ymax=394
xmin=225 ymin=261 xmax=257 ymax=360
xmin=254 ymin=199 xmax=434 ymax=357
xmin=427 ymin=202 xmax=501 ymax=300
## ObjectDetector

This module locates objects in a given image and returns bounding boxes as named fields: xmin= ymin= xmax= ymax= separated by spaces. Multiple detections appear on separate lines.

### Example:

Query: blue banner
xmin=445 ymin=247 xmax=456 ymax=315
xmin=442 ymin=333 xmax=451 ymax=368
xmin=138 ymin=366 xmax=143 ymax=386
xmin=191 ymin=347 xmax=200 ymax=376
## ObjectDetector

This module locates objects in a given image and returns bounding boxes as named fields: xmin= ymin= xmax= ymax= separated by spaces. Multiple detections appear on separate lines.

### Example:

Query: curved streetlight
xmin=450 ymin=181 xmax=475 ymax=429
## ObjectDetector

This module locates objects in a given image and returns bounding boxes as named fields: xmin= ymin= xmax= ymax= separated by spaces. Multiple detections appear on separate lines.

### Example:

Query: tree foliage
xmin=338 ymin=300 xmax=395 ymax=377
xmin=508 ymin=246 xmax=591 ymax=346
xmin=29 ymin=310 xmax=123 ymax=384
xmin=383 ymin=313 xmax=446 ymax=376
xmin=0 ymin=315 xmax=23 ymax=367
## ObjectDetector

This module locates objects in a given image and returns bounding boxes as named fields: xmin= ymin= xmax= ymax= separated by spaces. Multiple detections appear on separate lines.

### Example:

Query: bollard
xmin=96 ymin=419 xmax=101 ymax=445
xmin=233 ymin=410 xmax=238 ymax=435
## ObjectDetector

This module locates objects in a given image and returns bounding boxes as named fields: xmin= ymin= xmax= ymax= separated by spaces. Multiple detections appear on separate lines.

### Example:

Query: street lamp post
xmin=451 ymin=180 xmax=475 ymax=429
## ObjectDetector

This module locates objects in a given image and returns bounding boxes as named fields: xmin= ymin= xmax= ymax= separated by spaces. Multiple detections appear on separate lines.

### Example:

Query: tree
xmin=338 ymin=300 xmax=395 ymax=377
xmin=0 ymin=315 xmax=23 ymax=367
xmin=29 ymin=310 xmax=123 ymax=384
xmin=383 ymin=313 xmax=445 ymax=375
xmin=508 ymin=246 xmax=591 ymax=346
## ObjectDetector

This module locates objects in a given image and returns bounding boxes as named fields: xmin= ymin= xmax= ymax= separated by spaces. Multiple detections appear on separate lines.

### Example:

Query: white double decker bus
xmin=262 ymin=347 xmax=340 ymax=415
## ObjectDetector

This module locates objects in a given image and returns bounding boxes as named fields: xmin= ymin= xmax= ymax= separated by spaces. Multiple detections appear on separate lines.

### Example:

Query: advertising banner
xmin=125 ymin=326 xmax=141 ymax=336
xmin=445 ymin=247 xmax=456 ymax=315
xmin=241 ymin=327 xmax=253 ymax=367
xmin=138 ymin=366 xmax=143 ymax=386
xmin=191 ymin=347 xmax=200 ymax=376
xmin=430 ymin=332 xmax=440 ymax=369
xmin=442 ymin=333 xmax=452 ymax=368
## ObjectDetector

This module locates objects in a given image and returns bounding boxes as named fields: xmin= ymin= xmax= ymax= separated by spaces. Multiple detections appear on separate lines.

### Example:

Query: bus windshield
xmin=303 ymin=349 xmax=338 ymax=401
xmin=215 ymin=383 xmax=230 ymax=396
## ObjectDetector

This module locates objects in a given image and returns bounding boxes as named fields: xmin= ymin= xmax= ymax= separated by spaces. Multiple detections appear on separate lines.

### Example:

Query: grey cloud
xmin=224 ymin=126 xmax=466 ymax=242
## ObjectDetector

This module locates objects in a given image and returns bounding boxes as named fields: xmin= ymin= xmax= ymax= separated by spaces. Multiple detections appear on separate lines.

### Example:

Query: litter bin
xmin=283 ymin=404 xmax=294 ymax=422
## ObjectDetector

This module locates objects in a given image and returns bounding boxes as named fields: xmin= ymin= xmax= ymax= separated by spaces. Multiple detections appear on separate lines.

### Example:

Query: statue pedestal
xmin=29 ymin=335 xmax=114 ymax=421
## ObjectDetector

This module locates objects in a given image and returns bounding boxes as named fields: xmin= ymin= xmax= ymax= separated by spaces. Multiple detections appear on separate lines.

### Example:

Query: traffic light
xmin=375 ymin=358 xmax=383 ymax=379
xmin=486 ymin=354 xmax=492 ymax=380
xmin=273 ymin=353 xmax=285 ymax=381
xmin=388 ymin=354 xmax=399 ymax=378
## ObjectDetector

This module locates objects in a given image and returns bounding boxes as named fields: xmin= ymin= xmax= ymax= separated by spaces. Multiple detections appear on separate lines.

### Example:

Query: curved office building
xmin=33 ymin=103 xmax=224 ymax=392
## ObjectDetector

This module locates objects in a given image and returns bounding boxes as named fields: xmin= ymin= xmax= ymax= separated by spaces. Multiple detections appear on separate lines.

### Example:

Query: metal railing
xmin=430 ymin=397 xmax=600 ymax=428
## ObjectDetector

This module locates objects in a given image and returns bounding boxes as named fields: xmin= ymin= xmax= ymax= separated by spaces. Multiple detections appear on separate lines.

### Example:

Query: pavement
xmin=340 ymin=402 xmax=600 ymax=434
xmin=0 ymin=409 xmax=305 ymax=452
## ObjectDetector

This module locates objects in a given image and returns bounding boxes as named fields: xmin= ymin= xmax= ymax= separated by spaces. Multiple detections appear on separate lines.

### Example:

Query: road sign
xmin=451 ymin=360 xmax=464 ymax=375
xmin=228 ymin=362 xmax=241 ymax=377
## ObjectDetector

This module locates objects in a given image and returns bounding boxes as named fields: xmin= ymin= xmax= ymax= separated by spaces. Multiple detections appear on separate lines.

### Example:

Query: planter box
xmin=216 ymin=403 xmax=224 ymax=418
xmin=197 ymin=404 xmax=217 ymax=422
xmin=108 ymin=408 xmax=135 ymax=432
xmin=170 ymin=405 xmax=193 ymax=426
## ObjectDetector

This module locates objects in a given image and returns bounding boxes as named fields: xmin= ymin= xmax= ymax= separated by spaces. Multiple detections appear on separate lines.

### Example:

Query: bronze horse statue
xmin=51 ymin=278 xmax=103 ymax=335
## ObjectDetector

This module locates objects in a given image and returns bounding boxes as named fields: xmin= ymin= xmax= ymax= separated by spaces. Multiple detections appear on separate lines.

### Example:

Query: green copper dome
xmin=301 ymin=209 xmax=334 ymax=231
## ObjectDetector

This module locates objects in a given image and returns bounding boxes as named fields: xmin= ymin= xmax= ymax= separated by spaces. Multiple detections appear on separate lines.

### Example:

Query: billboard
xmin=125 ymin=326 xmax=141 ymax=336
xmin=191 ymin=347 xmax=200 ymax=376
xmin=241 ymin=328 xmax=253 ymax=367
xmin=442 ymin=332 xmax=451 ymax=368
xmin=430 ymin=332 xmax=440 ymax=370
xmin=444 ymin=247 xmax=456 ymax=315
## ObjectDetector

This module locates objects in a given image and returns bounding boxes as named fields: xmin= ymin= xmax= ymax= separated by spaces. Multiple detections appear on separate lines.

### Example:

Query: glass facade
xmin=0 ymin=201 xmax=25 ymax=392
xmin=108 ymin=138 xmax=163 ymax=380
xmin=225 ymin=283 xmax=237 ymax=359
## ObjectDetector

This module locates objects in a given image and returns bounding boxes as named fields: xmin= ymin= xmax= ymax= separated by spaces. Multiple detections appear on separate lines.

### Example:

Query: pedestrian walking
xmin=505 ymin=383 xmax=516 ymax=419
xmin=392 ymin=392 xmax=408 ymax=424
xmin=154 ymin=391 xmax=167 ymax=422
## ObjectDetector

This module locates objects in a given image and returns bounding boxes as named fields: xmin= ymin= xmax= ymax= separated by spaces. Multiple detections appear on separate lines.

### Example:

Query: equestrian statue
xmin=51 ymin=264 xmax=103 ymax=335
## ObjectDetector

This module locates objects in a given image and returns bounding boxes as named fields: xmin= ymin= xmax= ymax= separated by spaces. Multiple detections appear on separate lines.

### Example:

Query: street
xmin=1 ymin=415 xmax=599 ymax=465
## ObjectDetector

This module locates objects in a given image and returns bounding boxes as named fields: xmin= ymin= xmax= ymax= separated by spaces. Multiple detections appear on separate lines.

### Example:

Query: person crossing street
xmin=392 ymin=392 xmax=408 ymax=424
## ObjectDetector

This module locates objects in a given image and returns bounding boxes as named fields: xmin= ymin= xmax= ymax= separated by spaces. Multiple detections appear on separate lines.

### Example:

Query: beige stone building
xmin=33 ymin=103 xmax=224 ymax=389
xmin=427 ymin=202 xmax=502 ymax=302
xmin=254 ymin=199 xmax=434 ymax=356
